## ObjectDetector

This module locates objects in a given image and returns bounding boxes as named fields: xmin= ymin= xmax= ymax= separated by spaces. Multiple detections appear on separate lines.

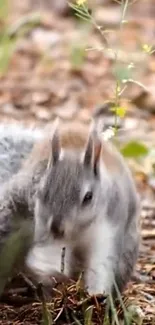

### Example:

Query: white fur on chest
xmin=26 ymin=239 xmax=71 ymax=278
xmin=81 ymin=217 xmax=118 ymax=295
xmin=26 ymin=217 xmax=118 ymax=295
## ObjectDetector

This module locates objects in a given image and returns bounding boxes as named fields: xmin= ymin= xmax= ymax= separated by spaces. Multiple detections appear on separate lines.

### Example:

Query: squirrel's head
xmin=34 ymin=120 xmax=107 ymax=243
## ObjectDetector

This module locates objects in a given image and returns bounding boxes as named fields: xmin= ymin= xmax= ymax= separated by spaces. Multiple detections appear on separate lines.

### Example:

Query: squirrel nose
xmin=51 ymin=220 xmax=64 ymax=239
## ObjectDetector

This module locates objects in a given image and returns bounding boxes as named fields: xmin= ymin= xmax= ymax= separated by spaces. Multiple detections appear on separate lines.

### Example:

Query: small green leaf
xmin=77 ymin=0 xmax=87 ymax=5
xmin=84 ymin=305 xmax=93 ymax=325
xmin=121 ymin=141 xmax=149 ymax=158
xmin=70 ymin=44 xmax=86 ymax=69
xmin=142 ymin=44 xmax=152 ymax=54
xmin=0 ymin=36 xmax=16 ymax=75
xmin=113 ymin=64 xmax=133 ymax=82
xmin=111 ymin=106 xmax=126 ymax=118
xmin=0 ymin=220 xmax=33 ymax=296
xmin=126 ymin=305 xmax=144 ymax=325
xmin=37 ymin=283 xmax=53 ymax=325
xmin=42 ymin=301 xmax=53 ymax=325
xmin=69 ymin=2 xmax=92 ymax=22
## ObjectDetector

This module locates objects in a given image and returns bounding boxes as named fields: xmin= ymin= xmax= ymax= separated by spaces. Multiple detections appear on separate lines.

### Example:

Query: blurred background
xmin=2 ymin=0 xmax=155 ymax=197
xmin=0 ymin=0 xmax=155 ymax=323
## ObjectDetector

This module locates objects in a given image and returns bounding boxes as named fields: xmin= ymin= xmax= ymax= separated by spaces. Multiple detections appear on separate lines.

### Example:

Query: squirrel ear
xmin=83 ymin=122 xmax=102 ymax=174
xmin=83 ymin=134 xmax=94 ymax=167
xmin=47 ymin=118 xmax=60 ymax=169
xmin=93 ymin=137 xmax=102 ymax=175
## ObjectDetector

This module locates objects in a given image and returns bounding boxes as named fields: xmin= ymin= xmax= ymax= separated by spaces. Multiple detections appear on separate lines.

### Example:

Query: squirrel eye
xmin=82 ymin=191 xmax=93 ymax=205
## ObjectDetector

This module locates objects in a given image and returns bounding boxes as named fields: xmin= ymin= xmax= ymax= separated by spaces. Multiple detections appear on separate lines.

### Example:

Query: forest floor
xmin=0 ymin=0 xmax=155 ymax=324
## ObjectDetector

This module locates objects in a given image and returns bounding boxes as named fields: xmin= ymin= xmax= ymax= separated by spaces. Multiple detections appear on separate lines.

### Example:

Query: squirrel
xmin=0 ymin=117 xmax=141 ymax=297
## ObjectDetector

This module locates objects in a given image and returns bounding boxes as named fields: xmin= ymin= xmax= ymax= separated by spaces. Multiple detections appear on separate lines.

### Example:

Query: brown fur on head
xmin=23 ymin=119 xmax=90 ymax=167
xmin=24 ymin=117 xmax=122 ymax=176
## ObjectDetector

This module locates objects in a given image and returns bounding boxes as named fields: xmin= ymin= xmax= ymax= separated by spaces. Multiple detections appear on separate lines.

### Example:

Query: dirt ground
xmin=0 ymin=0 xmax=155 ymax=324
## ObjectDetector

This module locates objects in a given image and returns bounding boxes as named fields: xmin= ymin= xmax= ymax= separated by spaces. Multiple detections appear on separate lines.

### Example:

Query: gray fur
xmin=0 ymin=124 xmax=44 ymax=184
xmin=0 ymin=123 xmax=47 ymax=288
